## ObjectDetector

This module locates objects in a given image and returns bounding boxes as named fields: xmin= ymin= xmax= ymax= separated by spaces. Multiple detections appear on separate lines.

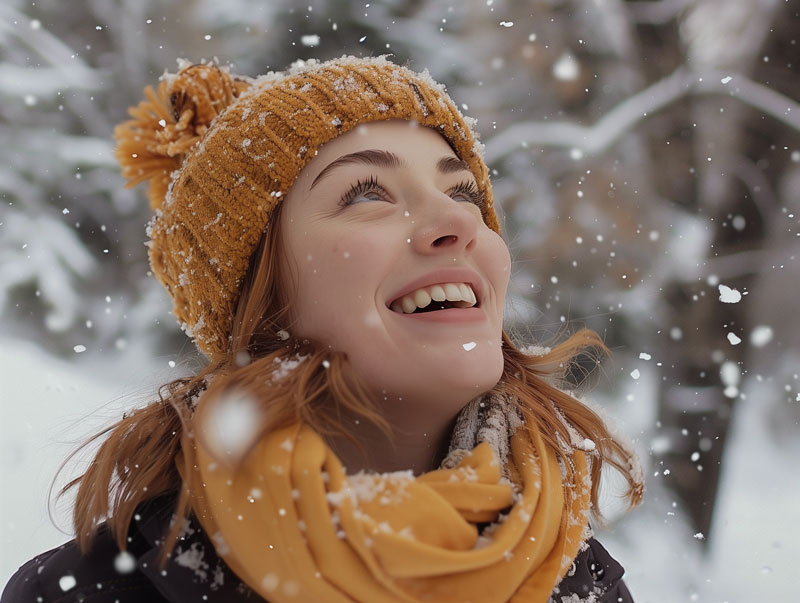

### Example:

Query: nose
xmin=410 ymin=193 xmax=479 ymax=255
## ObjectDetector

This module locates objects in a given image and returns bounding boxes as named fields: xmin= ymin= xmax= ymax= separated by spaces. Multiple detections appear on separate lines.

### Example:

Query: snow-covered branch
xmin=485 ymin=68 xmax=800 ymax=163
xmin=625 ymin=0 xmax=692 ymax=25
xmin=0 ymin=5 xmax=102 ymax=93
xmin=703 ymin=248 xmax=775 ymax=280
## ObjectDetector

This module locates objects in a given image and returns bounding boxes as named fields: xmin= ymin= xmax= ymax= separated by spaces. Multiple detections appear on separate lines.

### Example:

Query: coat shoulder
xmin=550 ymin=537 xmax=634 ymax=603
xmin=1 ymin=528 xmax=166 ymax=603
xmin=2 ymin=495 xmax=262 ymax=603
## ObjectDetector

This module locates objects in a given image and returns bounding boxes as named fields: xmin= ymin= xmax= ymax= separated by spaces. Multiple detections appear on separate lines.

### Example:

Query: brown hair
xmin=61 ymin=202 xmax=643 ymax=556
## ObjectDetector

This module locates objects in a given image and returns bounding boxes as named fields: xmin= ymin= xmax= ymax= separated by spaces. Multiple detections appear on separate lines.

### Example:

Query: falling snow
xmin=750 ymin=326 xmax=773 ymax=347
xmin=202 ymin=390 xmax=262 ymax=459
xmin=58 ymin=575 xmax=76 ymax=592
xmin=113 ymin=551 xmax=136 ymax=574
xmin=552 ymin=53 xmax=579 ymax=81
xmin=2 ymin=4 xmax=798 ymax=602
xmin=718 ymin=284 xmax=742 ymax=303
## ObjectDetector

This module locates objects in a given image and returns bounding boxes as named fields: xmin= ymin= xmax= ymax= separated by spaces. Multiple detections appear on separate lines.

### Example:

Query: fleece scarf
xmin=182 ymin=395 xmax=591 ymax=602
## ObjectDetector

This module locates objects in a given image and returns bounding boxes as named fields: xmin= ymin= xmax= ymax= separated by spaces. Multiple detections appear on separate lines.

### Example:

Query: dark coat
xmin=2 ymin=495 xmax=633 ymax=602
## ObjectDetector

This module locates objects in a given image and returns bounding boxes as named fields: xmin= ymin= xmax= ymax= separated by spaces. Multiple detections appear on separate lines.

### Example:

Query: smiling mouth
xmin=389 ymin=282 xmax=478 ymax=314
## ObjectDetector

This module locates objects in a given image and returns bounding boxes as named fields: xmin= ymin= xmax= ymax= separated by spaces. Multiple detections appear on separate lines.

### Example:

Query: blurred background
xmin=1 ymin=0 xmax=798 ymax=599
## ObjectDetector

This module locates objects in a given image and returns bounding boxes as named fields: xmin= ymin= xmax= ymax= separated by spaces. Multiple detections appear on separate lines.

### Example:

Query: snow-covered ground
xmin=1 ymin=336 xmax=797 ymax=600
xmin=0 ymin=336 xmax=173 ymax=587
xmin=604 ymin=379 xmax=800 ymax=601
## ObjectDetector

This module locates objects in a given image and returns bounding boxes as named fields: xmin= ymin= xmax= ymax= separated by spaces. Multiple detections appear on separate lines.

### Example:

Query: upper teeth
xmin=390 ymin=283 xmax=477 ymax=314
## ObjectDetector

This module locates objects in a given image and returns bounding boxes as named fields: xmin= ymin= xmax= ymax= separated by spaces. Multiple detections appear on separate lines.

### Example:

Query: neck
xmin=326 ymin=403 xmax=459 ymax=475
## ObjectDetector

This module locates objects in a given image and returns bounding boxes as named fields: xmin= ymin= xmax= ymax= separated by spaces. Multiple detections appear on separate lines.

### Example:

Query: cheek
xmin=308 ymin=232 xmax=385 ymax=289
xmin=330 ymin=237 xmax=382 ymax=276
xmin=483 ymin=233 xmax=512 ymax=303
xmin=291 ymin=230 xmax=390 ymax=337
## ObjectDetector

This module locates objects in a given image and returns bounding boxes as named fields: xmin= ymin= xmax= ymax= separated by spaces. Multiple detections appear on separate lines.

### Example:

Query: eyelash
xmin=340 ymin=176 xmax=386 ymax=207
xmin=449 ymin=180 xmax=486 ymax=211
xmin=339 ymin=177 xmax=486 ymax=211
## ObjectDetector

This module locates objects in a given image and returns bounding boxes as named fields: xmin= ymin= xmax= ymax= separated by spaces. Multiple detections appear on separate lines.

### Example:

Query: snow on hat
xmin=114 ymin=55 xmax=499 ymax=358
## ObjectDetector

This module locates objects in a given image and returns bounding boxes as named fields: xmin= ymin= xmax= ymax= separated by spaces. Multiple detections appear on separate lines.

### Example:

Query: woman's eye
xmin=340 ymin=176 xmax=390 ymax=207
xmin=449 ymin=181 xmax=485 ymax=210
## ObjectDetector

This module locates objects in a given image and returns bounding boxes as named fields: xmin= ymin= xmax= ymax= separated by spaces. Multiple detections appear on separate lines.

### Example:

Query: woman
xmin=3 ymin=56 xmax=642 ymax=602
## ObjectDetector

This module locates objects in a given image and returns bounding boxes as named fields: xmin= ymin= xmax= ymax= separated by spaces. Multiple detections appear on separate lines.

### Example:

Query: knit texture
xmin=114 ymin=56 xmax=499 ymax=358
xmin=183 ymin=394 xmax=592 ymax=602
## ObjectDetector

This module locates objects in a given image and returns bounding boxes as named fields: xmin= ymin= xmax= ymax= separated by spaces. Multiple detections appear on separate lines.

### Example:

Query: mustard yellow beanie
xmin=114 ymin=56 xmax=498 ymax=358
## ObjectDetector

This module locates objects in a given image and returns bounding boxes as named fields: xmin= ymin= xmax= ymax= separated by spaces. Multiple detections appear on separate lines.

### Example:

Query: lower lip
xmin=391 ymin=307 xmax=485 ymax=323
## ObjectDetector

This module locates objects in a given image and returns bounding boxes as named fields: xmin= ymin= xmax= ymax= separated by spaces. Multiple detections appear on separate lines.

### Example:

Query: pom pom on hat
xmin=114 ymin=63 xmax=250 ymax=209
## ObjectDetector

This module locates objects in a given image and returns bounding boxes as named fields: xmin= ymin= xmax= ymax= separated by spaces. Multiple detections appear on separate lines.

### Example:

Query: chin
xmin=353 ymin=344 xmax=506 ymax=407
xmin=421 ymin=354 xmax=505 ymax=404
xmin=456 ymin=350 xmax=504 ymax=385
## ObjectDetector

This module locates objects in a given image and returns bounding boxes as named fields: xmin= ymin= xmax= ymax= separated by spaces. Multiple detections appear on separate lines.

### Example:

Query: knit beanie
xmin=114 ymin=56 xmax=499 ymax=358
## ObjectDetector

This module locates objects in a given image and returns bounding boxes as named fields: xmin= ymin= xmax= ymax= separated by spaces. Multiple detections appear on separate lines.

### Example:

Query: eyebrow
xmin=309 ymin=149 xmax=471 ymax=189
xmin=436 ymin=156 xmax=470 ymax=174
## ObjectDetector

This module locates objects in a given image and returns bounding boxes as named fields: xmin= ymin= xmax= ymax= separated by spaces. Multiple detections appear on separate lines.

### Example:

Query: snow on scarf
xmin=181 ymin=394 xmax=591 ymax=602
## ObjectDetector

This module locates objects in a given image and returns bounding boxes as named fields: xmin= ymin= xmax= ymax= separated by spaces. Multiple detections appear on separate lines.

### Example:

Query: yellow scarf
xmin=183 ymin=419 xmax=590 ymax=602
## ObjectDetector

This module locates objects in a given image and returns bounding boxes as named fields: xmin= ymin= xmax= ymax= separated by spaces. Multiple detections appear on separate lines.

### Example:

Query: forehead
xmin=301 ymin=120 xmax=458 ymax=178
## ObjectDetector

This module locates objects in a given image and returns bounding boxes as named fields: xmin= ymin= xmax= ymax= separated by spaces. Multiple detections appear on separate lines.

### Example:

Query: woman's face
xmin=280 ymin=120 xmax=510 ymax=421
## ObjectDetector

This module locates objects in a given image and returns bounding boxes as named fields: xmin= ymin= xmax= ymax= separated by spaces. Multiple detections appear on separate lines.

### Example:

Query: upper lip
xmin=386 ymin=267 xmax=485 ymax=309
